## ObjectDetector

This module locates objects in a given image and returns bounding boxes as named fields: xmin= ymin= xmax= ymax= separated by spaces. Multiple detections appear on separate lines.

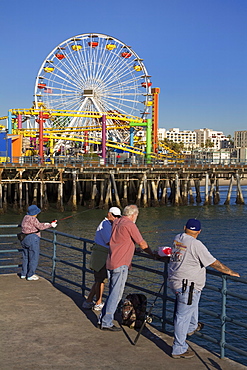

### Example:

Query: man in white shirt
xmin=169 ymin=218 xmax=240 ymax=359
xmin=82 ymin=207 xmax=121 ymax=311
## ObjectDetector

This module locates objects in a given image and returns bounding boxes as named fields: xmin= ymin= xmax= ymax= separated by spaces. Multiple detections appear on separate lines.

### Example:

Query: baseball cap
xmin=27 ymin=205 xmax=41 ymax=216
xmin=109 ymin=207 xmax=121 ymax=217
xmin=185 ymin=218 xmax=201 ymax=231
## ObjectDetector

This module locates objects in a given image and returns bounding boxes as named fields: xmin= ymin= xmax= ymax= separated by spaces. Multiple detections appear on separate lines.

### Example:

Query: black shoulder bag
xmin=17 ymin=231 xmax=38 ymax=242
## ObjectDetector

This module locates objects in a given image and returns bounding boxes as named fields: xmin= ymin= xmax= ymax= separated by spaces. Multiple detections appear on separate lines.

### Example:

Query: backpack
xmin=121 ymin=293 xmax=147 ymax=329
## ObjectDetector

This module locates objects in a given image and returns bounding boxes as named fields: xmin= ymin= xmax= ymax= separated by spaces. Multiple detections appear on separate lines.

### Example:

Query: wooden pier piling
xmin=0 ymin=163 xmax=245 ymax=212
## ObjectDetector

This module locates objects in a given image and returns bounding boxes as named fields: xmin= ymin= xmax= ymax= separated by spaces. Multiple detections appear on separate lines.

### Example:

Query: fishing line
xmin=58 ymin=206 xmax=100 ymax=221
xmin=195 ymin=206 xmax=204 ymax=220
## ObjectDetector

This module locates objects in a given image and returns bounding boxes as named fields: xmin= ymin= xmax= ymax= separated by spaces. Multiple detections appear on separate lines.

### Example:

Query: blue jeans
xmin=99 ymin=265 xmax=129 ymax=328
xmin=172 ymin=287 xmax=201 ymax=355
xmin=21 ymin=234 xmax=40 ymax=278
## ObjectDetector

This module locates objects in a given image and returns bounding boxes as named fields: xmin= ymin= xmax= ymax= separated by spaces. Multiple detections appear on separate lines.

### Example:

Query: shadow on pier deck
xmin=1 ymin=274 xmax=246 ymax=370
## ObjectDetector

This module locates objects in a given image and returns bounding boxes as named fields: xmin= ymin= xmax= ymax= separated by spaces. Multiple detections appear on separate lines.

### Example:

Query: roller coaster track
xmin=158 ymin=141 xmax=183 ymax=157
xmin=4 ymin=108 xmax=144 ymax=124
xmin=12 ymin=129 xmax=183 ymax=160
xmin=1 ymin=109 xmax=183 ymax=160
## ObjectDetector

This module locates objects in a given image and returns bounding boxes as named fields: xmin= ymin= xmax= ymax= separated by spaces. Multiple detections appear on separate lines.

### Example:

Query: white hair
xmin=123 ymin=204 xmax=139 ymax=217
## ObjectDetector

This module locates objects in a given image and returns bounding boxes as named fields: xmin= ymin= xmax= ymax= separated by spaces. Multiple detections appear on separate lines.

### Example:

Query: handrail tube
xmin=81 ymin=241 xmax=88 ymax=297
xmin=226 ymin=276 xmax=247 ymax=284
xmin=0 ymin=225 xmax=19 ymax=228
xmin=224 ymin=344 xmax=247 ymax=358
xmin=0 ymin=249 xmax=22 ymax=253
xmin=53 ymin=258 xmax=84 ymax=271
xmin=162 ymin=263 xmax=168 ymax=332
xmin=0 ymin=264 xmax=21 ymax=269
xmin=225 ymin=316 xmax=247 ymax=329
xmin=204 ymin=284 xmax=221 ymax=293
xmin=41 ymin=236 xmax=85 ymax=252
xmin=220 ymin=275 xmax=227 ymax=358
xmin=126 ymin=281 xmax=165 ymax=298
xmin=45 ymin=229 xmax=93 ymax=243
xmin=40 ymin=252 xmax=53 ymax=259
xmin=226 ymin=291 xmax=247 ymax=301
xmin=52 ymin=274 xmax=83 ymax=289
xmin=51 ymin=232 xmax=56 ymax=284
xmin=131 ymin=262 xmax=164 ymax=276
xmin=38 ymin=267 xmax=51 ymax=275
xmin=200 ymin=308 xmax=221 ymax=319
xmin=194 ymin=332 xmax=220 ymax=344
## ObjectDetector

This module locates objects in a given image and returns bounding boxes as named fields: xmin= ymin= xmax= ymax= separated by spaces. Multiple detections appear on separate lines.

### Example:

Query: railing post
xmin=220 ymin=275 xmax=227 ymax=358
xmin=81 ymin=240 xmax=87 ymax=297
xmin=51 ymin=231 xmax=57 ymax=284
xmin=162 ymin=261 xmax=168 ymax=332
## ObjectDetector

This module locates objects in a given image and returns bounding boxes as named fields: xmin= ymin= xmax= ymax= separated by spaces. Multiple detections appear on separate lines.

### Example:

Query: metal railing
xmin=1 ymin=155 xmax=247 ymax=167
xmin=0 ymin=225 xmax=246 ymax=363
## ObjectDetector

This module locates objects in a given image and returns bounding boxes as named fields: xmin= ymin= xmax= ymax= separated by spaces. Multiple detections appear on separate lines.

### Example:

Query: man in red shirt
xmin=99 ymin=204 xmax=154 ymax=331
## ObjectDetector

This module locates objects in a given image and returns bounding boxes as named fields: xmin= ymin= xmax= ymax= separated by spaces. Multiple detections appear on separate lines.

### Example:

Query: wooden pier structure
xmin=0 ymin=163 xmax=246 ymax=212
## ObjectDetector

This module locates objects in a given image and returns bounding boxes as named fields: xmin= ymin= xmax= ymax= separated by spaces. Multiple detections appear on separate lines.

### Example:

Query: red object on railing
xmin=55 ymin=53 xmax=65 ymax=60
xmin=37 ymin=83 xmax=46 ymax=89
xmin=88 ymin=42 xmax=98 ymax=48
xmin=121 ymin=52 xmax=131 ymax=58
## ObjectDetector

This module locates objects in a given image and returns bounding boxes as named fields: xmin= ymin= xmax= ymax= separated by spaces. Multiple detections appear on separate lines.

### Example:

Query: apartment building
xmin=158 ymin=128 xmax=166 ymax=141
xmin=194 ymin=128 xmax=229 ymax=150
xmin=234 ymin=131 xmax=247 ymax=148
xmin=165 ymin=128 xmax=196 ymax=148
xmin=234 ymin=131 xmax=247 ymax=162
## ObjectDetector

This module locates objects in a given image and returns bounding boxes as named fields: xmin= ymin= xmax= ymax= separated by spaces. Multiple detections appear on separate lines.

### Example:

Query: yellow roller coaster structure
xmin=1 ymin=108 xmax=183 ymax=161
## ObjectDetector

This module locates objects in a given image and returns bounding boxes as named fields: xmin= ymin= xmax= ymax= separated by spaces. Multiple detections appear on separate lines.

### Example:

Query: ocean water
xmin=0 ymin=195 xmax=247 ymax=365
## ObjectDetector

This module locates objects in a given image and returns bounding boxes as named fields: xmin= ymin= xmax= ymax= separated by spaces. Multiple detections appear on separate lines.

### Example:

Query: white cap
xmin=109 ymin=207 xmax=122 ymax=216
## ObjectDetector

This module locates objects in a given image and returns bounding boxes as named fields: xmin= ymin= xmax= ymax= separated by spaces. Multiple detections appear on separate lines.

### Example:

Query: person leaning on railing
xmin=168 ymin=218 xmax=240 ymax=360
xmin=98 ymin=204 xmax=155 ymax=332
xmin=20 ymin=205 xmax=57 ymax=281
xmin=82 ymin=207 xmax=122 ymax=311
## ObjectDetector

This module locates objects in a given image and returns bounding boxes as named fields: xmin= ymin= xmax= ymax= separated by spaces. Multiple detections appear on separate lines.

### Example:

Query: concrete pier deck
xmin=1 ymin=274 xmax=246 ymax=370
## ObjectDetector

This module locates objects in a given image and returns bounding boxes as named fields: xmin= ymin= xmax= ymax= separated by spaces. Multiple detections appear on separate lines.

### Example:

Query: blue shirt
xmin=94 ymin=218 xmax=112 ymax=248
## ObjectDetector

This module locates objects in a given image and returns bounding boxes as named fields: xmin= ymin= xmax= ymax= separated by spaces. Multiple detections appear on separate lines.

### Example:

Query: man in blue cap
xmin=20 ymin=205 xmax=57 ymax=280
xmin=169 ymin=218 xmax=240 ymax=359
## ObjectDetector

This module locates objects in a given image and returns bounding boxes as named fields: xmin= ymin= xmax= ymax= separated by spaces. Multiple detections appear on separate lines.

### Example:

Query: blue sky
xmin=0 ymin=0 xmax=246 ymax=136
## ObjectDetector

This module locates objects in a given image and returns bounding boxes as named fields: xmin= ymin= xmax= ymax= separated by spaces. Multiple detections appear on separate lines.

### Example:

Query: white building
xmin=194 ymin=128 xmax=229 ymax=150
xmin=165 ymin=128 xmax=197 ymax=149
xmin=158 ymin=128 xmax=166 ymax=141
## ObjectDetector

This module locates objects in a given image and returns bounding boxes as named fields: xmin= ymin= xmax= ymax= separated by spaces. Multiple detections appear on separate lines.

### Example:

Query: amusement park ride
xmin=0 ymin=33 xmax=180 ymax=164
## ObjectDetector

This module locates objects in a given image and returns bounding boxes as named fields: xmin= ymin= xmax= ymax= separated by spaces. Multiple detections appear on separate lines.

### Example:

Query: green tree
xmin=205 ymin=139 xmax=214 ymax=148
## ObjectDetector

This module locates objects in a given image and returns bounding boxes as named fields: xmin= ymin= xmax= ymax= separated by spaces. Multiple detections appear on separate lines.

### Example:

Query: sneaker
xmin=101 ymin=325 xmax=122 ymax=332
xmin=93 ymin=303 xmax=104 ymax=311
xmin=188 ymin=322 xmax=204 ymax=336
xmin=172 ymin=350 xmax=195 ymax=359
xmin=82 ymin=301 xmax=94 ymax=309
xmin=20 ymin=275 xmax=26 ymax=279
xmin=27 ymin=275 xmax=39 ymax=281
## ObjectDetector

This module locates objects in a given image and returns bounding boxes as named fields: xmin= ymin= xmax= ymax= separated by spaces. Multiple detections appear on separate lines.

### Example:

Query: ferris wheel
xmin=34 ymin=33 xmax=152 ymax=142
